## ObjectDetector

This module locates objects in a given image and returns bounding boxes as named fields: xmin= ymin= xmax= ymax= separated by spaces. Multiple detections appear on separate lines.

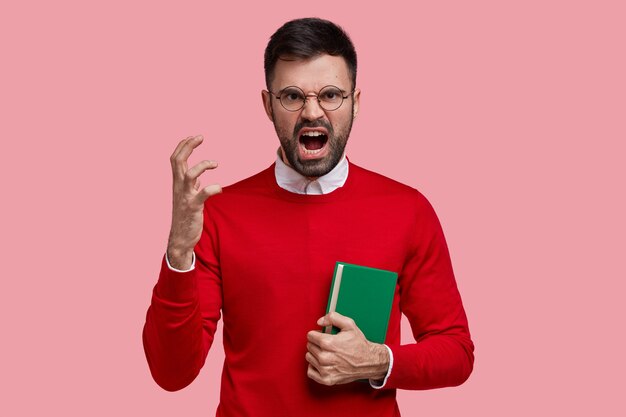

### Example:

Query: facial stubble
xmin=271 ymin=103 xmax=354 ymax=178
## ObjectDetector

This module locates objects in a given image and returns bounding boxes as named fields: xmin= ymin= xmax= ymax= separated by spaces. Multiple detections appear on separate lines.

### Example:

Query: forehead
xmin=271 ymin=54 xmax=351 ymax=91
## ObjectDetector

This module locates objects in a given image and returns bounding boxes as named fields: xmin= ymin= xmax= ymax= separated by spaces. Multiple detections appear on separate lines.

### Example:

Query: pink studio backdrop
xmin=1 ymin=1 xmax=624 ymax=416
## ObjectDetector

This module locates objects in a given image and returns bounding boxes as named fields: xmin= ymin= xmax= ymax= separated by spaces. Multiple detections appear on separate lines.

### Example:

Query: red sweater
xmin=143 ymin=162 xmax=474 ymax=416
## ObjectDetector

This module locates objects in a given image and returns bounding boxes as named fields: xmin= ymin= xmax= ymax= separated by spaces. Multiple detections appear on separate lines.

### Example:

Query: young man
xmin=143 ymin=18 xmax=474 ymax=416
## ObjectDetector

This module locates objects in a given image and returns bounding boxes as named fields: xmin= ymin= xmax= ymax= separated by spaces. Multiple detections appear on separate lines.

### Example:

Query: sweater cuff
xmin=369 ymin=344 xmax=394 ymax=389
xmin=155 ymin=254 xmax=198 ymax=302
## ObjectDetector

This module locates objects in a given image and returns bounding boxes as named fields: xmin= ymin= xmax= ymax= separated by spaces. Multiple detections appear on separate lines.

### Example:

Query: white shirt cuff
xmin=165 ymin=251 xmax=196 ymax=273
xmin=369 ymin=344 xmax=394 ymax=389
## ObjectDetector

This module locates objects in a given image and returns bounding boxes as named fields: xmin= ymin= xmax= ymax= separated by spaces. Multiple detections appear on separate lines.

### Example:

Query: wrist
xmin=166 ymin=245 xmax=194 ymax=270
xmin=366 ymin=342 xmax=390 ymax=380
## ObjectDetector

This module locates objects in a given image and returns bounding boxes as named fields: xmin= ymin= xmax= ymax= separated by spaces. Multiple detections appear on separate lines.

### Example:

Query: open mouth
xmin=299 ymin=130 xmax=329 ymax=155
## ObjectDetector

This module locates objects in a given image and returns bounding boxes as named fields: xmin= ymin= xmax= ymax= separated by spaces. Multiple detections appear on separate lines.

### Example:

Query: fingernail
xmin=317 ymin=317 xmax=324 ymax=325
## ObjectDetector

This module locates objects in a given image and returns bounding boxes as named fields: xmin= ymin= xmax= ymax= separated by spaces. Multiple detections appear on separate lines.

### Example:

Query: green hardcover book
xmin=323 ymin=262 xmax=398 ymax=344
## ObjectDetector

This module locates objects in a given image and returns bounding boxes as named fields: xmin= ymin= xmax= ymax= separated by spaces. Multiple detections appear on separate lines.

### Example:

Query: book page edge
xmin=324 ymin=263 xmax=344 ymax=334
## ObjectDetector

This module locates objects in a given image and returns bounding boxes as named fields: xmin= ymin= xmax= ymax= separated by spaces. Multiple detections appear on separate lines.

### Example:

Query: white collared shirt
xmin=274 ymin=148 xmax=349 ymax=195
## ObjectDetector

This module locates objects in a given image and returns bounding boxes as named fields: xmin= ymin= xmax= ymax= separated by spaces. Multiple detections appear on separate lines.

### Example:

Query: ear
xmin=352 ymin=88 xmax=361 ymax=119
xmin=261 ymin=90 xmax=274 ymax=122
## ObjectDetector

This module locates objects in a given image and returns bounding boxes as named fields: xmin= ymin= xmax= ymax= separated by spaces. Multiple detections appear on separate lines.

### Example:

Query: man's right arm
xmin=142 ymin=135 xmax=223 ymax=391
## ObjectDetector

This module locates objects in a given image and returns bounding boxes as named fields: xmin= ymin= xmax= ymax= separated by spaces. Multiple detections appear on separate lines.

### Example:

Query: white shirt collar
xmin=274 ymin=148 xmax=349 ymax=195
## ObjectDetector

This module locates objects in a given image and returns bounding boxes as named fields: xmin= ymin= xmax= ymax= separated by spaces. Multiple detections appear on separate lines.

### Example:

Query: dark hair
xmin=264 ymin=17 xmax=357 ymax=90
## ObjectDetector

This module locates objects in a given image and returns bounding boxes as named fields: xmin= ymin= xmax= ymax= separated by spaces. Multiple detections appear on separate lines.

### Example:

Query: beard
xmin=272 ymin=107 xmax=354 ymax=178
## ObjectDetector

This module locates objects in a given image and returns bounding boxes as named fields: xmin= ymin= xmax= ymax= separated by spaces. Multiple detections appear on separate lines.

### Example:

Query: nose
xmin=300 ymin=94 xmax=325 ymax=121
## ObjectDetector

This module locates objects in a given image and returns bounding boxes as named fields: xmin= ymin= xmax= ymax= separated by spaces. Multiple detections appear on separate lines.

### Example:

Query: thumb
xmin=317 ymin=311 xmax=357 ymax=330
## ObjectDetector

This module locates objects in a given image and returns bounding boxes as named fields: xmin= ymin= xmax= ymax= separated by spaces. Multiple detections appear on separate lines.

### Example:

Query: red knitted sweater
xmin=143 ymin=162 xmax=474 ymax=417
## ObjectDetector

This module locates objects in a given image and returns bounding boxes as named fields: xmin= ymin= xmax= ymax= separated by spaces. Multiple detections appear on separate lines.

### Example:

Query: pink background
xmin=1 ymin=0 xmax=625 ymax=415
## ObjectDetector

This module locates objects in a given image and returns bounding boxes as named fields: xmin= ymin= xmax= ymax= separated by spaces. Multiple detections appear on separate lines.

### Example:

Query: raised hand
xmin=166 ymin=135 xmax=222 ymax=270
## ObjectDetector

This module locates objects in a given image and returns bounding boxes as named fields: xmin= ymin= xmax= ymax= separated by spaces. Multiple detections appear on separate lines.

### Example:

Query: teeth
xmin=301 ymin=131 xmax=325 ymax=137
xmin=300 ymin=141 xmax=325 ymax=155
xmin=303 ymin=147 xmax=323 ymax=155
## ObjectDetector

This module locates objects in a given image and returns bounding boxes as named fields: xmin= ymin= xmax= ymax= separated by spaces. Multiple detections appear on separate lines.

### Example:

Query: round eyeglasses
xmin=268 ymin=85 xmax=354 ymax=112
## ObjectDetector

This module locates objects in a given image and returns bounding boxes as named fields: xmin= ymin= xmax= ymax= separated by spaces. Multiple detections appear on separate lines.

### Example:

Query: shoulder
xmin=348 ymin=162 xmax=445 ymax=242
xmin=204 ymin=164 xmax=275 ymax=210
xmin=222 ymin=164 xmax=275 ymax=194
xmin=348 ymin=161 xmax=432 ymax=209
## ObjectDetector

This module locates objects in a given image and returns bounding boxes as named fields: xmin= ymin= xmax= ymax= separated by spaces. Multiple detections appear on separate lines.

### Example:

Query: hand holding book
xmin=305 ymin=311 xmax=390 ymax=386
xmin=305 ymin=262 xmax=397 ymax=386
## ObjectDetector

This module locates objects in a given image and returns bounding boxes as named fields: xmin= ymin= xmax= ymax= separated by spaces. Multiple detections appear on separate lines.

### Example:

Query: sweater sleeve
xmin=142 ymin=208 xmax=222 ymax=391
xmin=384 ymin=195 xmax=474 ymax=390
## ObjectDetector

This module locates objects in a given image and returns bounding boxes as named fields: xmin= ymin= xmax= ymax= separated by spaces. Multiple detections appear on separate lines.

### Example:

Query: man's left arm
xmin=306 ymin=195 xmax=474 ymax=389
xmin=379 ymin=195 xmax=474 ymax=390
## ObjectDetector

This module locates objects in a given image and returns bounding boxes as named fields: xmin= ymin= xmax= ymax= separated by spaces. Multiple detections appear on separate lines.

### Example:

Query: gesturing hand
xmin=306 ymin=312 xmax=390 ymax=386
xmin=167 ymin=135 xmax=222 ymax=270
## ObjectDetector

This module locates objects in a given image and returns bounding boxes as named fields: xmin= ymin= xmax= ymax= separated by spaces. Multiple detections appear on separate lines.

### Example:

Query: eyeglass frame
xmin=267 ymin=85 xmax=356 ymax=112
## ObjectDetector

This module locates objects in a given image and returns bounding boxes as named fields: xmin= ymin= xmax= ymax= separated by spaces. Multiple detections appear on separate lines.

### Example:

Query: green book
xmin=323 ymin=262 xmax=398 ymax=343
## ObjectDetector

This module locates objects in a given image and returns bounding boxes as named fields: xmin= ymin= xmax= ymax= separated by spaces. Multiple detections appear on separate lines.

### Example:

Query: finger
xmin=193 ymin=184 xmax=222 ymax=205
xmin=306 ymin=330 xmax=324 ymax=345
xmin=317 ymin=311 xmax=357 ymax=331
xmin=170 ymin=136 xmax=196 ymax=174
xmin=305 ymin=352 xmax=321 ymax=369
xmin=306 ymin=342 xmax=323 ymax=357
xmin=307 ymin=364 xmax=325 ymax=384
xmin=177 ymin=134 xmax=203 ymax=163
xmin=184 ymin=160 xmax=218 ymax=188
xmin=170 ymin=136 xmax=194 ymax=162
xmin=171 ymin=135 xmax=204 ymax=177
xmin=307 ymin=342 xmax=333 ymax=366
xmin=307 ymin=364 xmax=336 ymax=386
xmin=307 ymin=330 xmax=332 ymax=350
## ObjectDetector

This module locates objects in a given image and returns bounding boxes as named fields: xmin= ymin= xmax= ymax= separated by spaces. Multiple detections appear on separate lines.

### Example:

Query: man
xmin=143 ymin=17 xmax=474 ymax=417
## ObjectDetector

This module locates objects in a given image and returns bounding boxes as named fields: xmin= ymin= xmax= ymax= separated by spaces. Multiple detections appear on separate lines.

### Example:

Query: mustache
xmin=293 ymin=120 xmax=333 ymax=136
